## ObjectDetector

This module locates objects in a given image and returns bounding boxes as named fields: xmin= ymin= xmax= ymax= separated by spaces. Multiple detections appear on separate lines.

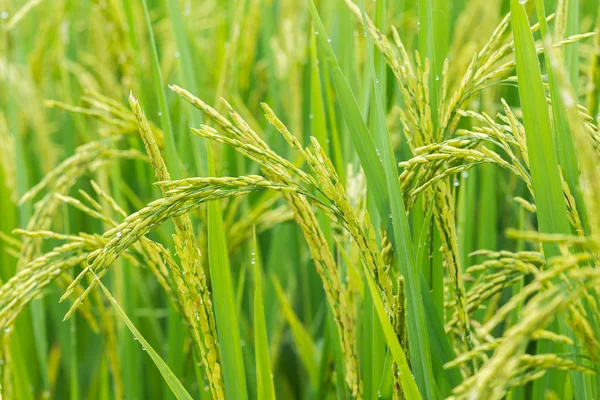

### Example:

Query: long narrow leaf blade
xmin=252 ymin=230 xmax=276 ymax=400
xmin=94 ymin=278 xmax=193 ymax=400
xmin=511 ymin=1 xmax=575 ymax=396
xmin=511 ymin=0 xmax=571 ymax=254
xmin=363 ymin=265 xmax=421 ymax=400
xmin=308 ymin=2 xmax=436 ymax=396
xmin=271 ymin=274 xmax=319 ymax=389
xmin=207 ymin=145 xmax=248 ymax=400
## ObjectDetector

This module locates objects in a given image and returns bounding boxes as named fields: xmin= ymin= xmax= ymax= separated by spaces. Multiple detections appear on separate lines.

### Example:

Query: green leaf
xmin=94 ymin=277 xmax=193 ymax=400
xmin=511 ymin=1 xmax=575 ymax=396
xmin=309 ymin=2 xmax=437 ymax=396
xmin=141 ymin=0 xmax=181 ymax=179
xmin=510 ymin=0 xmax=571 ymax=255
xmin=362 ymin=264 xmax=422 ymax=400
xmin=165 ymin=0 xmax=207 ymax=176
xmin=534 ymin=0 xmax=586 ymax=233
xmin=207 ymin=145 xmax=248 ymax=400
xmin=271 ymin=274 xmax=319 ymax=389
xmin=540 ymin=22 xmax=600 ymax=399
xmin=252 ymin=229 xmax=276 ymax=400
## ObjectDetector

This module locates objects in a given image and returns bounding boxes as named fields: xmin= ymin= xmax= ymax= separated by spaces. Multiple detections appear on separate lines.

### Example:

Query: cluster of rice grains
xmin=2 ymin=0 xmax=600 ymax=399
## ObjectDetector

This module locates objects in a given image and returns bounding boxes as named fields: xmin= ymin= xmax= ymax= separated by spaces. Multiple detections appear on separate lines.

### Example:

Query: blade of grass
xmin=362 ymin=288 xmax=385 ymax=400
xmin=416 ymin=200 xmax=461 ymax=393
xmin=535 ymin=0 xmax=586 ymax=233
xmin=316 ymin=316 xmax=333 ymax=399
xmin=310 ymin=2 xmax=445 ymax=396
xmin=418 ymin=0 xmax=440 ymax=130
xmin=5 ymin=21 xmax=49 ymax=396
xmin=316 ymin=1 xmax=436 ymax=395
xmin=563 ymin=0 xmax=580 ymax=89
xmin=252 ymin=229 xmax=276 ymax=400
xmin=510 ymin=0 xmax=571 ymax=259
xmin=271 ymin=274 xmax=319 ymax=390
xmin=309 ymin=23 xmax=331 ymax=326
xmin=139 ymin=3 xmax=186 ymax=396
xmin=586 ymin=3 xmax=600 ymax=114
xmin=309 ymin=21 xmax=346 ymax=398
xmin=140 ymin=0 xmax=180 ymax=178
xmin=94 ymin=276 xmax=193 ymax=400
xmin=536 ymin=4 xmax=593 ymax=394
xmin=327 ymin=308 xmax=347 ymax=400
xmin=165 ymin=0 xmax=207 ymax=176
xmin=542 ymin=28 xmax=600 ymax=399
xmin=207 ymin=144 xmax=248 ymax=400
xmin=362 ymin=264 xmax=421 ymax=400
xmin=511 ymin=0 xmax=575 ymax=396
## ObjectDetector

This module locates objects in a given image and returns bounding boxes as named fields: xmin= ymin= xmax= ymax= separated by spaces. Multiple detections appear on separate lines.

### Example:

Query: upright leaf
xmin=511 ymin=0 xmax=571 ymax=256
xmin=511 ymin=1 xmax=575 ymax=396
xmin=252 ymin=230 xmax=276 ymax=400
xmin=207 ymin=145 xmax=248 ymax=400
xmin=309 ymin=2 xmax=436 ymax=397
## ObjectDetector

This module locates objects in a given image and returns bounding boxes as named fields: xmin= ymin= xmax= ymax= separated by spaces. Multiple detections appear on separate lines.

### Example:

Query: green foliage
xmin=2 ymin=0 xmax=600 ymax=399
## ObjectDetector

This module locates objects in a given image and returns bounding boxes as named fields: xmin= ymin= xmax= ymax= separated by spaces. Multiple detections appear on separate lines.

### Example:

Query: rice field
xmin=1 ymin=0 xmax=600 ymax=399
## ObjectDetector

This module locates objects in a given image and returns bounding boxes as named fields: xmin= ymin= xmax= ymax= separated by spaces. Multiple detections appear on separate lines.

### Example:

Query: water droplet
xmin=315 ymin=59 xmax=319 ymax=65
xmin=174 ymin=51 xmax=181 ymax=58
xmin=378 ymin=390 xmax=382 ymax=398
xmin=309 ymin=114 xmax=314 ymax=119
xmin=4 ymin=328 xmax=11 ymax=333
xmin=1 ymin=12 xmax=8 ymax=20
xmin=453 ymin=178 xmax=460 ymax=187
xmin=204 ymin=386 xmax=209 ymax=392
xmin=134 ymin=336 xmax=138 ymax=341
xmin=327 ymin=38 xmax=332 ymax=43
xmin=315 ymin=31 xmax=318 ymax=35
xmin=461 ymin=171 xmax=469 ymax=178
xmin=363 ymin=31 xmax=367 ymax=37
xmin=435 ymin=75 xmax=440 ymax=81
xmin=158 ymin=112 xmax=162 ymax=117
xmin=142 ymin=346 xmax=146 ymax=351
xmin=375 ymin=79 xmax=380 ymax=84
xmin=518 ymin=0 xmax=526 ymax=4
xmin=116 ymin=231 xmax=122 ymax=237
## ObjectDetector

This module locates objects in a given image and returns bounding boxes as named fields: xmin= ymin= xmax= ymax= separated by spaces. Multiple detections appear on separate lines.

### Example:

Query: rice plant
xmin=1 ymin=0 xmax=600 ymax=399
